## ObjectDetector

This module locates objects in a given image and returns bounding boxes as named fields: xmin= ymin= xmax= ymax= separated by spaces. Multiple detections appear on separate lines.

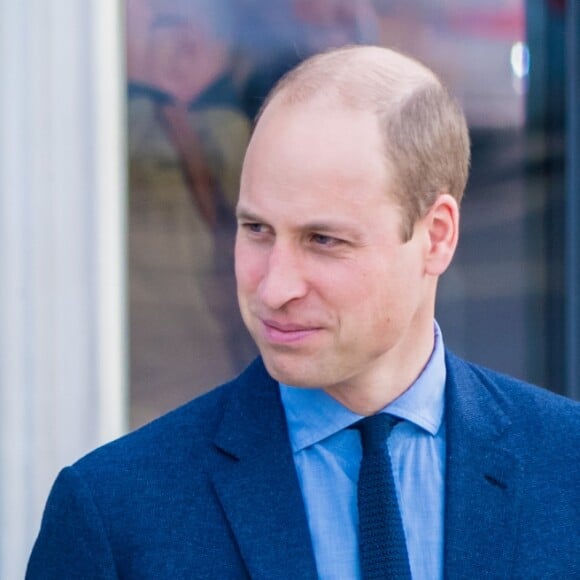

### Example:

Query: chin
xmin=262 ymin=354 xmax=328 ymax=389
xmin=260 ymin=353 xmax=318 ymax=388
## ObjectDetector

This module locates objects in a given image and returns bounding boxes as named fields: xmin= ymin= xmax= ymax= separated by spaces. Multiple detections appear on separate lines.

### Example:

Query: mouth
xmin=260 ymin=319 xmax=322 ymax=345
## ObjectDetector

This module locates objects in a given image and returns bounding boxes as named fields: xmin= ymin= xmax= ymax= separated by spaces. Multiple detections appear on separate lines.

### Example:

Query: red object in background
xmin=448 ymin=7 xmax=525 ymax=40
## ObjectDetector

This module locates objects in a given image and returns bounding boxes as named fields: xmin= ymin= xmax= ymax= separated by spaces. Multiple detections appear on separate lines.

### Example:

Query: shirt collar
xmin=279 ymin=321 xmax=446 ymax=452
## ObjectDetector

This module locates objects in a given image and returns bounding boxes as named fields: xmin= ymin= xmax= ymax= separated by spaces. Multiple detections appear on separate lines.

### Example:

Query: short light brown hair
xmin=257 ymin=45 xmax=470 ymax=241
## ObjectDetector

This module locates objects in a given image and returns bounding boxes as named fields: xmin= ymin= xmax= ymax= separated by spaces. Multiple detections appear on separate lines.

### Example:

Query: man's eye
xmin=243 ymin=223 xmax=265 ymax=234
xmin=311 ymin=233 xmax=342 ymax=247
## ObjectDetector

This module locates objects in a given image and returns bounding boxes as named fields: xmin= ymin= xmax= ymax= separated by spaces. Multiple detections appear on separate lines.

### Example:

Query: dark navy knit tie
xmin=355 ymin=414 xmax=412 ymax=579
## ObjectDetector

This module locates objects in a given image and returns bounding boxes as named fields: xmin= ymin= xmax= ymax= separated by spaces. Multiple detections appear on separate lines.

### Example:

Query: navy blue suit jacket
xmin=27 ymin=352 xmax=580 ymax=579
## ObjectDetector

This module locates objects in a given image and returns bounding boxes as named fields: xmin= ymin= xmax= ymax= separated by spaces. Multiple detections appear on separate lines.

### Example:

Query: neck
xmin=323 ymin=319 xmax=436 ymax=415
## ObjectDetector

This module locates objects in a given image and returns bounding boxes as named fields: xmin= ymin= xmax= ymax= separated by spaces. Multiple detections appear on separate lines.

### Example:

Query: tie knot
xmin=354 ymin=413 xmax=400 ymax=454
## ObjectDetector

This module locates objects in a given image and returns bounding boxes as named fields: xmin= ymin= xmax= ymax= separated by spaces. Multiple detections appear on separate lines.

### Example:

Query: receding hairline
xmin=252 ymin=45 xmax=470 ymax=242
xmin=257 ymin=44 xmax=442 ymax=120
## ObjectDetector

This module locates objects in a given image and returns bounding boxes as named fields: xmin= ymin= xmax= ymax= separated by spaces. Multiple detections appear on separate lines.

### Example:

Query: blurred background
xmin=1 ymin=0 xmax=578 ymax=576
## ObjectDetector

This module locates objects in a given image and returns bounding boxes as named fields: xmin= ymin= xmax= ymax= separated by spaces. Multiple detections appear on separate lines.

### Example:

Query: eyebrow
xmin=235 ymin=207 xmax=264 ymax=222
xmin=236 ymin=206 xmax=365 ymax=241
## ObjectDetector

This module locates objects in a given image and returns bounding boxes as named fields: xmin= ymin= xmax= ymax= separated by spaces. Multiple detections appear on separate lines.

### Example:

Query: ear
xmin=422 ymin=193 xmax=459 ymax=276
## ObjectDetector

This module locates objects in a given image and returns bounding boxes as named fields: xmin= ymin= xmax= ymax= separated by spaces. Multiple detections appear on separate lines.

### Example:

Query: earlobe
xmin=424 ymin=194 xmax=459 ymax=276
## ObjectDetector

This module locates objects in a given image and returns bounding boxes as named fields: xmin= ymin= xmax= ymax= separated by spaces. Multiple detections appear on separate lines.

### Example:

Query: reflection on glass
xmin=127 ymin=0 xmax=557 ymax=427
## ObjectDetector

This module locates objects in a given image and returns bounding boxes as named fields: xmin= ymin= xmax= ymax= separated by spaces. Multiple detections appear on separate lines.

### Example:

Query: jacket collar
xmin=209 ymin=353 xmax=524 ymax=579
xmin=444 ymin=351 xmax=523 ymax=579
xmin=211 ymin=358 xmax=318 ymax=580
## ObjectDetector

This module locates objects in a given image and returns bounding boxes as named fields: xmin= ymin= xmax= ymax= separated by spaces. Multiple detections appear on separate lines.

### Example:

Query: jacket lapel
xmin=444 ymin=352 xmax=524 ymax=579
xmin=210 ymin=359 xmax=318 ymax=580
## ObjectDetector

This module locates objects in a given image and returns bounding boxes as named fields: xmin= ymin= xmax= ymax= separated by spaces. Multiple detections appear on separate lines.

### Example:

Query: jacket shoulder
xmin=29 ymin=359 xmax=274 ymax=578
xmin=74 ymin=357 xmax=269 ymax=479
xmin=446 ymin=351 xmax=580 ymax=446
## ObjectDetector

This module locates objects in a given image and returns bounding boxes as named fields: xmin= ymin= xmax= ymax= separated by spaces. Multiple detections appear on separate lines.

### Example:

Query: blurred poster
xmin=126 ymin=0 xmax=533 ymax=428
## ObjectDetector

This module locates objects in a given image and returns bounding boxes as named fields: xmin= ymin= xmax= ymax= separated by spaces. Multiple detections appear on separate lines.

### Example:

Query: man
xmin=28 ymin=45 xmax=579 ymax=579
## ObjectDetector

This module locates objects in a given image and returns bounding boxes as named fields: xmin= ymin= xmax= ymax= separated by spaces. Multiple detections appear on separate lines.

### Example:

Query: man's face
xmin=235 ymin=97 xmax=434 ymax=398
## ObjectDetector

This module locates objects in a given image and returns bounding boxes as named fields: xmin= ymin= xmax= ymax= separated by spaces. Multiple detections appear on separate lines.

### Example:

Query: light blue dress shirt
xmin=280 ymin=323 xmax=446 ymax=580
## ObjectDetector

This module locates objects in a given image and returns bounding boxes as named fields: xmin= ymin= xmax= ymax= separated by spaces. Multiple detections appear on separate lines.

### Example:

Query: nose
xmin=258 ymin=243 xmax=309 ymax=310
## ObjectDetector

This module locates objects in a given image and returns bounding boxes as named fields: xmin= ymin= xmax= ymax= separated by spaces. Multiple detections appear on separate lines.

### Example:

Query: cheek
xmin=324 ymin=266 xmax=386 ymax=326
xmin=235 ymin=241 xmax=266 ymax=294
xmin=352 ymin=264 xmax=411 ymax=325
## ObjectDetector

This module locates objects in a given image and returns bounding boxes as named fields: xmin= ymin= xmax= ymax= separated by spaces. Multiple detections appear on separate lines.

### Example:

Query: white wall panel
xmin=0 ymin=1 xmax=127 ymax=577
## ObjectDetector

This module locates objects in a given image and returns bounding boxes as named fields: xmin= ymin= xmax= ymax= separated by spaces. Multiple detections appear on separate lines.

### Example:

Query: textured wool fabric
xmin=26 ymin=352 xmax=580 ymax=579
xmin=355 ymin=414 xmax=412 ymax=579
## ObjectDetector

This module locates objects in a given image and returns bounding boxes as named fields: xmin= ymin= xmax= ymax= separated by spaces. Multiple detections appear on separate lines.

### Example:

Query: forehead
xmin=242 ymin=97 xmax=389 ymax=191
xmin=238 ymin=97 xmax=401 ymax=228
xmin=254 ymin=93 xmax=382 ymax=148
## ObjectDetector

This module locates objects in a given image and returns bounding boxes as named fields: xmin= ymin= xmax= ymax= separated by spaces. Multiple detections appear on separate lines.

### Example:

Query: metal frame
xmin=565 ymin=0 xmax=580 ymax=399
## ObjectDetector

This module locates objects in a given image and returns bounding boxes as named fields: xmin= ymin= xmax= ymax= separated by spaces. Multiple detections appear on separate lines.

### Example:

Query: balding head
xmin=256 ymin=45 xmax=470 ymax=240
xmin=260 ymin=45 xmax=437 ymax=111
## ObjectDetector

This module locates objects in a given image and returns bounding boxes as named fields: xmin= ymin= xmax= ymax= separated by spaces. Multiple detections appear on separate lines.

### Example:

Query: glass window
xmin=126 ymin=0 xmax=568 ymax=427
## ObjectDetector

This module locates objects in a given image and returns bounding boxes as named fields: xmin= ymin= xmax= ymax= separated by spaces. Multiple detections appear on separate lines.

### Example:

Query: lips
xmin=263 ymin=320 xmax=315 ymax=332
xmin=260 ymin=319 xmax=322 ymax=344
